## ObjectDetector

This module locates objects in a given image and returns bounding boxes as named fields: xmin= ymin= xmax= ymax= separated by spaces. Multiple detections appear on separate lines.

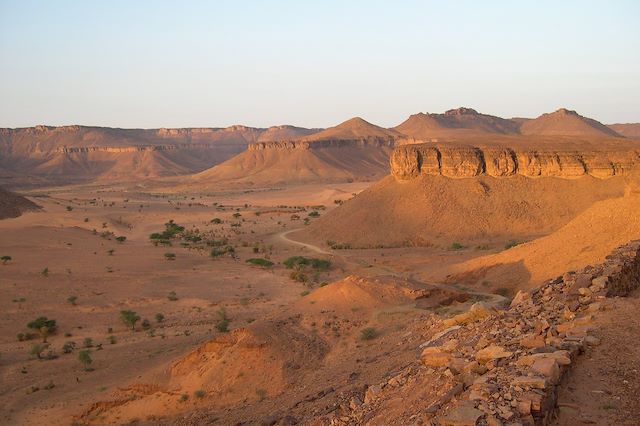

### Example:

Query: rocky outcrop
xmin=56 ymin=144 xmax=212 ymax=153
xmin=330 ymin=240 xmax=640 ymax=425
xmin=390 ymin=144 xmax=638 ymax=180
xmin=248 ymin=137 xmax=395 ymax=151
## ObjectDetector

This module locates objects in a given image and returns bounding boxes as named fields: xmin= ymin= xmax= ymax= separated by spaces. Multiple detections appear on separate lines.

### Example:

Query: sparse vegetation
xmin=194 ymin=389 xmax=206 ymax=398
xmin=164 ymin=252 xmax=176 ymax=260
xmin=120 ymin=310 xmax=140 ymax=330
xmin=29 ymin=343 xmax=50 ymax=359
xmin=256 ymin=388 xmax=267 ymax=401
xmin=504 ymin=240 xmax=522 ymax=250
xmin=449 ymin=242 xmax=465 ymax=250
xmin=215 ymin=308 xmax=230 ymax=333
xmin=67 ymin=295 xmax=78 ymax=306
xmin=360 ymin=327 xmax=378 ymax=340
xmin=167 ymin=291 xmax=178 ymax=301
xmin=27 ymin=317 xmax=57 ymax=342
xmin=155 ymin=313 xmax=165 ymax=323
xmin=62 ymin=341 xmax=76 ymax=354
xmin=83 ymin=337 xmax=93 ymax=348
xmin=1 ymin=255 xmax=11 ymax=264
xmin=78 ymin=349 xmax=92 ymax=371
xmin=246 ymin=258 xmax=274 ymax=268
xmin=115 ymin=236 xmax=127 ymax=243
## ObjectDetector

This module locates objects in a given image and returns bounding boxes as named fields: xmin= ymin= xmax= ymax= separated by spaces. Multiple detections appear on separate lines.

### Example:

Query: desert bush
xmin=115 ymin=236 xmax=126 ymax=243
xmin=41 ymin=267 xmax=49 ymax=277
xmin=120 ymin=310 xmax=140 ymax=330
xmin=78 ymin=350 xmax=92 ymax=371
xmin=256 ymin=388 xmax=267 ymax=401
xmin=83 ymin=337 xmax=93 ymax=348
xmin=449 ymin=242 xmax=465 ymax=250
xmin=1 ymin=255 xmax=11 ymax=264
xmin=504 ymin=240 xmax=521 ymax=250
xmin=283 ymin=256 xmax=330 ymax=271
xmin=141 ymin=319 xmax=151 ymax=330
xmin=246 ymin=258 xmax=274 ymax=268
xmin=210 ymin=218 xmax=222 ymax=224
xmin=308 ymin=211 xmax=320 ymax=218
xmin=29 ymin=343 xmax=49 ymax=359
xmin=27 ymin=317 xmax=57 ymax=342
xmin=360 ymin=327 xmax=378 ymax=340
xmin=155 ymin=313 xmax=165 ymax=323
xmin=215 ymin=308 xmax=229 ymax=333
xmin=179 ymin=394 xmax=189 ymax=402
xmin=108 ymin=335 xmax=117 ymax=344
xmin=167 ymin=291 xmax=178 ymax=301
xmin=67 ymin=296 xmax=77 ymax=306
xmin=164 ymin=252 xmax=176 ymax=260
xmin=194 ymin=389 xmax=206 ymax=398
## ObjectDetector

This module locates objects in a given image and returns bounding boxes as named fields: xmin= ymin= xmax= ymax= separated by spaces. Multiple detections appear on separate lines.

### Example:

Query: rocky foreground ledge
xmin=390 ymin=145 xmax=638 ymax=180
xmin=326 ymin=240 xmax=640 ymax=426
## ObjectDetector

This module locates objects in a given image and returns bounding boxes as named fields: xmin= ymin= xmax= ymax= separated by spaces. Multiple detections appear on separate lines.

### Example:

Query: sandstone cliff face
xmin=248 ymin=137 xmax=395 ymax=152
xmin=390 ymin=144 xmax=639 ymax=180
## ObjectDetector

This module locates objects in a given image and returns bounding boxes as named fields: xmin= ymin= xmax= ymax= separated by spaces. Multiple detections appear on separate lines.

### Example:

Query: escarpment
xmin=248 ymin=136 xmax=395 ymax=152
xmin=390 ymin=144 xmax=638 ymax=180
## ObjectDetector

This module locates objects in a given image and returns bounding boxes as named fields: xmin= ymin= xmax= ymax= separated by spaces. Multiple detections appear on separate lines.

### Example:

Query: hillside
xmin=301 ymin=117 xmax=401 ymax=141
xmin=393 ymin=107 xmax=520 ymax=139
xmin=191 ymin=138 xmax=394 ymax=186
xmin=0 ymin=124 xmax=317 ymax=187
xmin=608 ymin=123 xmax=640 ymax=139
xmin=520 ymin=108 xmax=622 ymax=137
xmin=0 ymin=187 xmax=39 ymax=219
xmin=300 ymin=145 xmax=639 ymax=248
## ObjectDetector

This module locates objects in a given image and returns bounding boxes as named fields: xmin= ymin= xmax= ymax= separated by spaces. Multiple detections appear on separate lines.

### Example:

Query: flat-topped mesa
xmin=55 ymin=144 xmax=212 ymax=154
xmin=248 ymin=136 xmax=395 ymax=151
xmin=390 ymin=144 xmax=638 ymax=180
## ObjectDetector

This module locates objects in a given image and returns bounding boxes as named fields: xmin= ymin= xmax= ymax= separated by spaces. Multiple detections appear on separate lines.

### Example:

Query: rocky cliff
xmin=248 ymin=136 xmax=395 ymax=152
xmin=390 ymin=144 xmax=639 ymax=180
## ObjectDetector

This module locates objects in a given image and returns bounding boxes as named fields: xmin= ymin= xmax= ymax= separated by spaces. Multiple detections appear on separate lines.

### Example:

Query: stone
xmin=531 ymin=358 xmax=561 ymax=384
xmin=439 ymin=401 xmax=483 ymax=426
xmin=475 ymin=345 xmax=513 ymax=364
xmin=419 ymin=325 xmax=461 ymax=348
xmin=519 ymin=334 xmax=545 ymax=349
xmin=421 ymin=347 xmax=454 ymax=367
xmin=443 ymin=302 xmax=493 ymax=327
xmin=510 ymin=290 xmax=531 ymax=308
xmin=363 ymin=384 xmax=382 ymax=404
xmin=511 ymin=376 xmax=546 ymax=389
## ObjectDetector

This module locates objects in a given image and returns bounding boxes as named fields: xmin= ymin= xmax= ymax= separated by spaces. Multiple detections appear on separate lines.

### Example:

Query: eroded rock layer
xmin=390 ymin=144 xmax=639 ymax=180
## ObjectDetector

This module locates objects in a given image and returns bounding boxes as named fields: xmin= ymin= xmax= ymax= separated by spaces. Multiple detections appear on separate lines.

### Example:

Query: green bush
xmin=449 ymin=242 xmax=465 ymax=250
xmin=120 ymin=310 xmax=140 ymax=330
xmin=78 ymin=349 xmax=92 ymax=371
xmin=27 ymin=317 xmax=57 ymax=342
xmin=246 ymin=258 xmax=274 ymax=268
xmin=360 ymin=327 xmax=378 ymax=340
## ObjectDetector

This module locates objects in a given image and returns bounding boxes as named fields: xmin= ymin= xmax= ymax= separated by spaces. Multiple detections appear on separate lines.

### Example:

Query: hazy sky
xmin=1 ymin=0 xmax=639 ymax=128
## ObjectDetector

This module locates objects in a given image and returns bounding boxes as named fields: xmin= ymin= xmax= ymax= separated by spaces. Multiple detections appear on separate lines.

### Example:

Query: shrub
xmin=120 ymin=310 xmax=140 ymax=330
xmin=246 ymin=258 xmax=274 ymax=268
xmin=1 ymin=255 xmax=11 ymax=264
xmin=216 ymin=308 xmax=229 ymax=333
xmin=283 ymin=256 xmax=330 ymax=270
xmin=78 ymin=350 xmax=92 ymax=371
xmin=179 ymin=394 xmax=189 ymax=402
xmin=164 ymin=252 xmax=176 ymax=261
xmin=83 ymin=337 xmax=93 ymax=348
xmin=63 ymin=341 xmax=76 ymax=354
xmin=41 ymin=267 xmax=49 ymax=277
xmin=256 ymin=388 xmax=267 ymax=401
xmin=449 ymin=242 xmax=465 ymax=250
xmin=67 ymin=296 xmax=78 ymax=306
xmin=27 ymin=317 xmax=57 ymax=342
xmin=30 ymin=343 xmax=50 ymax=359
xmin=155 ymin=313 xmax=165 ymax=323
xmin=308 ymin=211 xmax=320 ymax=218
xmin=210 ymin=218 xmax=222 ymax=224
xmin=167 ymin=291 xmax=178 ymax=301
xmin=115 ymin=236 xmax=126 ymax=243
xmin=360 ymin=327 xmax=378 ymax=340
xmin=141 ymin=319 xmax=151 ymax=330
xmin=194 ymin=389 xmax=206 ymax=398
xmin=504 ymin=240 xmax=521 ymax=250
xmin=108 ymin=335 xmax=117 ymax=344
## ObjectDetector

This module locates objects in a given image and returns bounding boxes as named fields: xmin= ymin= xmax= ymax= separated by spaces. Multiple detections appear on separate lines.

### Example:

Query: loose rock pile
xmin=329 ymin=240 xmax=640 ymax=425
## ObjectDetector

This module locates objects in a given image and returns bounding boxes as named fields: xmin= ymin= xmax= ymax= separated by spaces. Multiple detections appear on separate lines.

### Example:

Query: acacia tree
xmin=27 ymin=317 xmax=57 ymax=343
xmin=120 ymin=310 xmax=140 ymax=331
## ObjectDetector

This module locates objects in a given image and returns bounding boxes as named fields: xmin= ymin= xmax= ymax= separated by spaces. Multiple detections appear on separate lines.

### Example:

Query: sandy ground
xmin=1 ymin=179 xmax=637 ymax=425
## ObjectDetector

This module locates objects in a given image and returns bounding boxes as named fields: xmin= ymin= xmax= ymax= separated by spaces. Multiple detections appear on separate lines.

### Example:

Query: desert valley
xmin=0 ymin=105 xmax=639 ymax=426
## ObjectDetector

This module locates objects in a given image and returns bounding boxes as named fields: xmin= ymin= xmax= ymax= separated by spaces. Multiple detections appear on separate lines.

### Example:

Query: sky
xmin=0 ymin=0 xmax=639 ymax=129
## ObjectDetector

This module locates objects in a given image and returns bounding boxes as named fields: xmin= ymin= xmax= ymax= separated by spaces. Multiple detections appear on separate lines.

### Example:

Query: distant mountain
xmin=0 ymin=124 xmax=318 ymax=186
xmin=520 ymin=108 xmax=622 ymax=137
xmin=393 ymin=107 xmax=520 ymax=139
xmin=301 ymin=117 xmax=401 ymax=141
xmin=607 ymin=123 xmax=640 ymax=139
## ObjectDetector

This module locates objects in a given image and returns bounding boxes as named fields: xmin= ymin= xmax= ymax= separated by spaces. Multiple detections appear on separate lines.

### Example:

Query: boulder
xmin=475 ymin=345 xmax=512 ymax=364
